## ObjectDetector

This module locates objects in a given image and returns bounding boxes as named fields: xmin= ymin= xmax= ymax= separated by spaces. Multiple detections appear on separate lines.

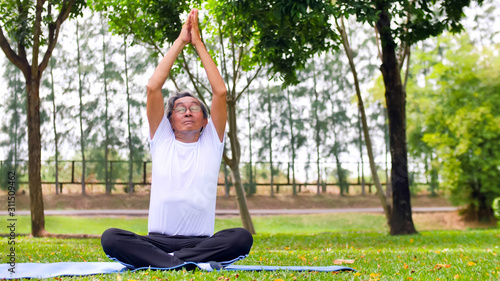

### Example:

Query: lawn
xmin=1 ymin=214 xmax=499 ymax=280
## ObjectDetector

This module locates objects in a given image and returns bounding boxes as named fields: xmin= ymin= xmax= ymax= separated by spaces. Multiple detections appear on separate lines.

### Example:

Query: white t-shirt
xmin=148 ymin=115 xmax=224 ymax=236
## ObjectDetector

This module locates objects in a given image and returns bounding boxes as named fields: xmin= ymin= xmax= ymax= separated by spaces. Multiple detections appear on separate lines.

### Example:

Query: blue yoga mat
xmin=0 ymin=262 xmax=354 ymax=279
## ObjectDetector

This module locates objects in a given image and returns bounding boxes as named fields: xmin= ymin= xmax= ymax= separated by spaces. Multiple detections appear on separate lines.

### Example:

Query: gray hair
xmin=165 ymin=91 xmax=208 ymax=120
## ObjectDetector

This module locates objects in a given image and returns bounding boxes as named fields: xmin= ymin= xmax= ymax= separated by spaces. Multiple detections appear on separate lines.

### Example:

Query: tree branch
xmin=40 ymin=0 xmax=77 ymax=73
xmin=223 ymin=150 xmax=233 ymax=167
xmin=180 ymin=51 xmax=210 ymax=111
xmin=218 ymin=22 xmax=230 ymax=94
xmin=31 ymin=0 xmax=45 ymax=77
xmin=0 ymin=25 xmax=29 ymax=77
xmin=374 ymin=26 xmax=383 ymax=62
xmin=17 ymin=0 xmax=30 ymax=69
xmin=235 ymin=65 xmax=262 ymax=102
xmin=230 ymin=25 xmax=238 ymax=99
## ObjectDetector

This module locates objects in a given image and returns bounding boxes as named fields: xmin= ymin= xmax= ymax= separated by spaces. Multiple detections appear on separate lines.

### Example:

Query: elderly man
xmin=100 ymin=9 xmax=252 ymax=271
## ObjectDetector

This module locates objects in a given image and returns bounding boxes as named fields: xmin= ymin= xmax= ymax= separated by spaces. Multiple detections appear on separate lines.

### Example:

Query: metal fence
xmin=0 ymin=159 xmax=431 ymax=195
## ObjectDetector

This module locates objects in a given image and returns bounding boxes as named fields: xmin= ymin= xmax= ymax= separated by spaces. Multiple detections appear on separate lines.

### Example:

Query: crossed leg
xmin=101 ymin=227 xmax=253 ymax=269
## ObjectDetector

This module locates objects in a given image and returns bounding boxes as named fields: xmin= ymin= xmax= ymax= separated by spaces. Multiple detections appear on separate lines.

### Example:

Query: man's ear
xmin=200 ymin=118 xmax=208 ymax=133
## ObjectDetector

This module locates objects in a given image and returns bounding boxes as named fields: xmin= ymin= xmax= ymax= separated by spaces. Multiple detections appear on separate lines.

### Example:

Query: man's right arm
xmin=147 ymin=15 xmax=192 ymax=139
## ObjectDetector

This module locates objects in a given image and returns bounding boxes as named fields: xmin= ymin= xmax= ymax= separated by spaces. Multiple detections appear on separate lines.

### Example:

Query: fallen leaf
xmin=333 ymin=259 xmax=355 ymax=265
xmin=468 ymin=261 xmax=476 ymax=266
xmin=454 ymin=274 xmax=460 ymax=279
xmin=434 ymin=264 xmax=451 ymax=269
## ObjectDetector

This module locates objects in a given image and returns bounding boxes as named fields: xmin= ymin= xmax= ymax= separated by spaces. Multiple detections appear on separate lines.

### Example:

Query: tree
xmin=336 ymin=0 xmax=484 ymax=234
xmin=283 ymin=88 xmax=308 ymax=195
xmin=405 ymin=38 xmax=444 ymax=197
xmin=0 ymin=60 xmax=26 ymax=192
xmin=43 ymin=59 xmax=60 ymax=194
xmin=97 ymin=14 xmax=126 ymax=194
xmin=72 ymin=15 xmax=99 ymax=195
xmin=336 ymin=13 xmax=390 ymax=216
xmin=122 ymin=35 xmax=151 ymax=194
xmin=254 ymin=82 xmax=284 ymax=196
xmin=418 ymin=35 xmax=500 ymax=222
xmin=320 ymin=51 xmax=353 ymax=196
xmin=0 ymin=0 xmax=86 ymax=236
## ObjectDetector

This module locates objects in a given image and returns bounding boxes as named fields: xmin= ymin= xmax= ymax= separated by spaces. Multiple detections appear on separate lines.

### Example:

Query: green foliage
xmin=493 ymin=198 xmax=500 ymax=219
xmin=0 ymin=61 xmax=26 ymax=191
xmin=336 ymin=0 xmax=484 ymax=44
xmin=415 ymin=35 xmax=500 ymax=218
xmin=89 ymin=0 xmax=197 ymax=49
xmin=0 ymin=0 xmax=87 ymax=48
xmin=219 ymin=0 xmax=339 ymax=85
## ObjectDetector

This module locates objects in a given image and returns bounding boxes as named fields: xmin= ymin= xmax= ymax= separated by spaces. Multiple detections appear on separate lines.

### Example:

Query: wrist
xmin=175 ymin=38 xmax=189 ymax=48
xmin=193 ymin=41 xmax=205 ymax=49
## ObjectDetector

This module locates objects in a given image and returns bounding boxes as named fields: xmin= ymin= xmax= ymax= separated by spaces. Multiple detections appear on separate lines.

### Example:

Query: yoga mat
xmin=0 ymin=262 xmax=354 ymax=279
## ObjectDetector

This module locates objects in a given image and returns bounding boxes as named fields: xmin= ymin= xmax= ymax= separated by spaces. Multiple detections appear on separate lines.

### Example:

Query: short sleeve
xmin=149 ymin=115 xmax=173 ymax=154
xmin=201 ymin=118 xmax=225 ymax=152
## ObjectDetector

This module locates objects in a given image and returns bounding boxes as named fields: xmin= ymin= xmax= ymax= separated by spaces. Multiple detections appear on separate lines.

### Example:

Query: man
xmin=100 ymin=9 xmax=253 ymax=271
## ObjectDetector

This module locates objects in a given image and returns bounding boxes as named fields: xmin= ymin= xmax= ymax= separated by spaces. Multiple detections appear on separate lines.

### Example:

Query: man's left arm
xmin=191 ymin=9 xmax=227 ymax=142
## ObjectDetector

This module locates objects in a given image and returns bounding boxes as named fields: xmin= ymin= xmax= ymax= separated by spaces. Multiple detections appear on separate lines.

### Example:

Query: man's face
xmin=170 ymin=96 xmax=207 ymax=134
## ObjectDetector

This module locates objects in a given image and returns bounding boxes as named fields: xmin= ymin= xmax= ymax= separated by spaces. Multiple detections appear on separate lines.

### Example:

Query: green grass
xmin=1 ymin=215 xmax=499 ymax=280
xmin=0 ymin=213 xmax=391 ymax=235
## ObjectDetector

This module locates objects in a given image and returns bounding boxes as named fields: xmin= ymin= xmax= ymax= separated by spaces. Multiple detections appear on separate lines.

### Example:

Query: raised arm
xmin=191 ymin=9 xmax=227 ymax=142
xmin=146 ymin=14 xmax=192 ymax=139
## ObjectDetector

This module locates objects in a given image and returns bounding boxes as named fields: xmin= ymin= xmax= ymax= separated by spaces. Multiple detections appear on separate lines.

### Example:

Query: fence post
xmin=71 ymin=160 xmax=75 ymax=183
xmin=143 ymin=161 xmax=147 ymax=184
xmin=110 ymin=161 xmax=113 ymax=192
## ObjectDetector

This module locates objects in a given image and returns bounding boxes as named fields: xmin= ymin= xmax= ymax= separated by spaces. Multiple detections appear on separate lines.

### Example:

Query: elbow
xmin=147 ymin=78 xmax=161 ymax=95
xmin=146 ymin=83 xmax=159 ymax=98
xmin=213 ymin=86 xmax=227 ymax=98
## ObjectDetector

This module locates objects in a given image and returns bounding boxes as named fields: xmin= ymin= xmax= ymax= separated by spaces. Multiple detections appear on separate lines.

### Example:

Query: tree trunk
xmin=27 ymin=78 xmax=46 ymax=237
xmin=376 ymin=3 xmax=417 ymax=235
xmin=223 ymin=157 xmax=230 ymax=198
xmin=226 ymin=101 xmax=255 ymax=234
xmin=358 ymin=112 xmax=366 ymax=196
xmin=124 ymin=37 xmax=134 ymax=194
xmin=286 ymin=90 xmax=297 ymax=196
xmin=312 ymin=61 xmax=321 ymax=196
xmin=76 ymin=21 xmax=86 ymax=195
xmin=50 ymin=59 xmax=59 ymax=194
xmin=267 ymin=87 xmax=274 ymax=197
xmin=477 ymin=191 xmax=494 ymax=222
xmin=246 ymin=92 xmax=255 ymax=196
xmin=335 ymin=155 xmax=344 ymax=195
xmin=102 ymin=17 xmax=111 ymax=194
xmin=384 ymin=106 xmax=392 ymax=198
xmin=335 ymin=15 xmax=391 ymax=221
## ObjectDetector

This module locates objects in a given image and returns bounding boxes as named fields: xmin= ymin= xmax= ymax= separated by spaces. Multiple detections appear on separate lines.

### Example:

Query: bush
xmin=493 ymin=197 xmax=500 ymax=220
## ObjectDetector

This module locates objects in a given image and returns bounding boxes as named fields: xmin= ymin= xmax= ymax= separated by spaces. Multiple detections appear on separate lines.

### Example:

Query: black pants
xmin=101 ymin=227 xmax=253 ymax=269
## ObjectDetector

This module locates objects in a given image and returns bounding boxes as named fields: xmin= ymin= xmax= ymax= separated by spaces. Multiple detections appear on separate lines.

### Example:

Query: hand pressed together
xmin=179 ymin=9 xmax=203 ymax=47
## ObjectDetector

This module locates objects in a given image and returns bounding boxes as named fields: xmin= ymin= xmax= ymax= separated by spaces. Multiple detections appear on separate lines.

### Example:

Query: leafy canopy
xmin=336 ymin=0 xmax=484 ymax=44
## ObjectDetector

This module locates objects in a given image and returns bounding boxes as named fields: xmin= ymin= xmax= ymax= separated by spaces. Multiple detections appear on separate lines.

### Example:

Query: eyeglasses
xmin=173 ymin=105 xmax=202 ymax=114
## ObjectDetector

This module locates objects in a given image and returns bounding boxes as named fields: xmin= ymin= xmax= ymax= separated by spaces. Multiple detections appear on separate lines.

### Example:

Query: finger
xmin=183 ymin=14 xmax=190 ymax=27
xmin=193 ymin=9 xmax=198 ymax=24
